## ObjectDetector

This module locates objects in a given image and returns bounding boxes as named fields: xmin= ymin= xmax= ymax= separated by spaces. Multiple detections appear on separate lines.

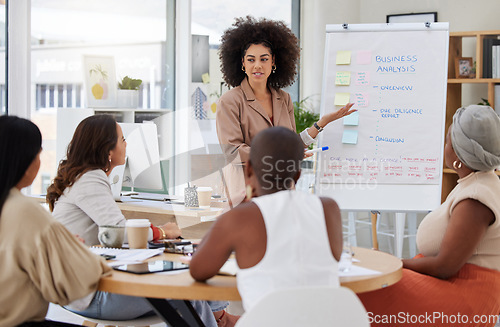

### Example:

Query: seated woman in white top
xmin=0 ymin=116 xmax=110 ymax=327
xmin=46 ymin=114 xmax=230 ymax=325
xmin=46 ymin=114 xmax=180 ymax=245
xmin=190 ymin=126 xmax=343 ymax=311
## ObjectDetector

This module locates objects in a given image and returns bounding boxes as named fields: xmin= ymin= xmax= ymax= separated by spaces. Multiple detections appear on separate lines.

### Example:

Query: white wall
xmin=359 ymin=0 xmax=500 ymax=31
xmin=300 ymin=0 xmax=360 ymax=111
xmin=300 ymin=0 xmax=500 ymax=112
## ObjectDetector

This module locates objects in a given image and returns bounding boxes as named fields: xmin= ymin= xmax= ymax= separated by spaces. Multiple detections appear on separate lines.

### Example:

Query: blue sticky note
xmin=342 ymin=130 xmax=358 ymax=144
xmin=343 ymin=111 xmax=359 ymax=126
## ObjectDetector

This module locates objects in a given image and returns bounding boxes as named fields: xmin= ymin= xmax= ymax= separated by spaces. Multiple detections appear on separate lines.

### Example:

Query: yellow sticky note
xmin=202 ymin=73 xmax=210 ymax=84
xmin=335 ymin=72 xmax=351 ymax=85
xmin=336 ymin=51 xmax=351 ymax=65
xmin=334 ymin=93 xmax=350 ymax=106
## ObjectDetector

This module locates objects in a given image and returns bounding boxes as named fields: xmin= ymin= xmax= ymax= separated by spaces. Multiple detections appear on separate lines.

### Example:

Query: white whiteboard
xmin=316 ymin=23 xmax=449 ymax=212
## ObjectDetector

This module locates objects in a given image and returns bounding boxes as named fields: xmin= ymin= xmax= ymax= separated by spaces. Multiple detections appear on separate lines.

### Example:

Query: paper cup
xmin=126 ymin=219 xmax=150 ymax=249
xmin=197 ymin=187 xmax=212 ymax=209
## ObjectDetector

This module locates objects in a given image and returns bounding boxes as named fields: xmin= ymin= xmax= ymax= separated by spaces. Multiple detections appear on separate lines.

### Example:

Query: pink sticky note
xmin=354 ymin=93 xmax=369 ymax=107
xmin=356 ymin=51 xmax=372 ymax=65
xmin=355 ymin=72 xmax=370 ymax=86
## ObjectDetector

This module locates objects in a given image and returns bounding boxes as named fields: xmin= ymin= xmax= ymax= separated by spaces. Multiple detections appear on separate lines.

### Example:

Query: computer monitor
xmin=118 ymin=122 xmax=163 ymax=191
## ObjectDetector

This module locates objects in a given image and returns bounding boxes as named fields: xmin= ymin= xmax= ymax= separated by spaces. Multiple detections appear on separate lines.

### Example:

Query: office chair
xmin=234 ymin=286 xmax=369 ymax=327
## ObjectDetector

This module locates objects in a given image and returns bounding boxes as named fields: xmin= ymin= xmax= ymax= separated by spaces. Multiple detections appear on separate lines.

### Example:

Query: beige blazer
xmin=216 ymin=77 xmax=296 ymax=164
xmin=0 ymin=188 xmax=111 ymax=326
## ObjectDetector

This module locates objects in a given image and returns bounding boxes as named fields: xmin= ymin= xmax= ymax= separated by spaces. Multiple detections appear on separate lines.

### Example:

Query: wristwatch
xmin=313 ymin=122 xmax=324 ymax=132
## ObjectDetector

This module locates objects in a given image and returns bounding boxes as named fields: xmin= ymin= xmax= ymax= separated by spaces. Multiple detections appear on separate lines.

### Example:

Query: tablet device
xmin=113 ymin=260 xmax=189 ymax=274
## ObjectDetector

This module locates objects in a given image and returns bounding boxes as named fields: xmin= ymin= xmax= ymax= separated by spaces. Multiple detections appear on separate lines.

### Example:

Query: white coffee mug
xmin=98 ymin=225 xmax=125 ymax=248
xmin=126 ymin=219 xmax=150 ymax=249
xmin=197 ymin=187 xmax=213 ymax=209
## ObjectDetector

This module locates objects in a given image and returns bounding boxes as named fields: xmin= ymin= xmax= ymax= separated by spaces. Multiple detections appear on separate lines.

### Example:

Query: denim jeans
xmin=66 ymin=291 xmax=228 ymax=326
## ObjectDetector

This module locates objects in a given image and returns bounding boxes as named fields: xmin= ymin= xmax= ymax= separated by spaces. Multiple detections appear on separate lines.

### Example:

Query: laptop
xmin=130 ymin=193 xmax=180 ymax=202
xmin=108 ymin=162 xmax=128 ymax=202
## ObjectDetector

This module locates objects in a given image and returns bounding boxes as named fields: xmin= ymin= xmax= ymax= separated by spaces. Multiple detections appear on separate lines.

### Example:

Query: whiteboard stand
xmin=346 ymin=212 xmax=357 ymax=246
xmin=375 ymin=211 xmax=418 ymax=258
xmin=315 ymin=23 xmax=448 ymax=255
xmin=344 ymin=211 xmax=376 ymax=248
xmin=394 ymin=212 xmax=418 ymax=258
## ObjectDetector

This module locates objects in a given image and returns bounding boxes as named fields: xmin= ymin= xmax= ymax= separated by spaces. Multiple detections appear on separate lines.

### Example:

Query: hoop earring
xmin=246 ymin=185 xmax=253 ymax=201
xmin=272 ymin=65 xmax=276 ymax=73
xmin=241 ymin=65 xmax=246 ymax=72
xmin=105 ymin=158 xmax=111 ymax=172
xmin=453 ymin=160 xmax=462 ymax=170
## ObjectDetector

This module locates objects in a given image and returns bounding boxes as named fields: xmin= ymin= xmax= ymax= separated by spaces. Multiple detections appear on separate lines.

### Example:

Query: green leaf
xmin=293 ymin=96 xmax=320 ymax=150
xmin=478 ymin=98 xmax=491 ymax=106
xmin=118 ymin=76 xmax=142 ymax=90
xmin=294 ymin=96 xmax=319 ymax=134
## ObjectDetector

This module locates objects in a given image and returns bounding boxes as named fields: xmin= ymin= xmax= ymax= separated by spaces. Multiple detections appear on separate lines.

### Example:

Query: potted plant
xmin=294 ymin=96 xmax=320 ymax=169
xmin=294 ymin=96 xmax=320 ymax=148
xmin=117 ymin=76 xmax=142 ymax=108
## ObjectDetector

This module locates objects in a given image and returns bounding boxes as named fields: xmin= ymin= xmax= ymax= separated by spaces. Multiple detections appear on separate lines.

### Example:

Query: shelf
xmin=448 ymin=78 xmax=500 ymax=84
xmin=443 ymin=168 xmax=456 ymax=174
xmin=443 ymin=168 xmax=500 ymax=176
xmin=93 ymin=108 xmax=172 ymax=113
xmin=443 ymin=30 xmax=500 ymax=202
xmin=450 ymin=30 xmax=500 ymax=37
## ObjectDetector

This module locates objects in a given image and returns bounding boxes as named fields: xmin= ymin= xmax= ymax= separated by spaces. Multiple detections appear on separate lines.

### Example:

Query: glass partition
xmin=29 ymin=0 xmax=173 ymax=195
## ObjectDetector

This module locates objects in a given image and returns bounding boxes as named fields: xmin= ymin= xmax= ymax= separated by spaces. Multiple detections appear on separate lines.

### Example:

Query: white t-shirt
xmin=237 ymin=190 xmax=339 ymax=311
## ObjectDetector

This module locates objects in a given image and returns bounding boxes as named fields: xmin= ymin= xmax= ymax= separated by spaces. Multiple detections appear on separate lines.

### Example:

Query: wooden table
xmin=32 ymin=194 xmax=225 ymax=238
xmin=116 ymin=199 xmax=223 ymax=227
xmin=98 ymin=247 xmax=402 ymax=325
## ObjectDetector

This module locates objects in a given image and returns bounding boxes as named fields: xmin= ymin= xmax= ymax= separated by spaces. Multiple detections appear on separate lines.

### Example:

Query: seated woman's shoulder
xmin=222 ymin=201 xmax=261 ymax=223
xmin=3 ymin=191 xmax=53 ymax=225
xmin=74 ymin=169 xmax=109 ymax=186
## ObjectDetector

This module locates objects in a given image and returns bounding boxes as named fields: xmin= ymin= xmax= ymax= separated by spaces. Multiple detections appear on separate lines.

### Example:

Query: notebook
xmin=130 ymin=193 xmax=180 ymax=202
xmin=90 ymin=247 xmax=164 ymax=267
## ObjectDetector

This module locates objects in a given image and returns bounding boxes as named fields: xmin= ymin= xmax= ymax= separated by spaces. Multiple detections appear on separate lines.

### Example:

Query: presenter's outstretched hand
xmin=321 ymin=102 xmax=356 ymax=125
xmin=306 ymin=103 xmax=356 ymax=141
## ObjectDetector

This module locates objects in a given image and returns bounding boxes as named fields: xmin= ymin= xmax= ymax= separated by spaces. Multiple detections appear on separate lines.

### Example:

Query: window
xmin=7 ymin=1 xmax=299 ymax=196
xmin=183 ymin=0 xmax=297 ymax=195
xmin=191 ymin=0 xmax=295 ymax=106
xmin=0 ymin=3 xmax=5 ymax=116
xmin=28 ymin=0 xmax=173 ymax=194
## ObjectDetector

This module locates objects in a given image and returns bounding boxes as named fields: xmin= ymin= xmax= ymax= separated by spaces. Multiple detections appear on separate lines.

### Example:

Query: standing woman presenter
xmin=216 ymin=16 xmax=355 ymax=204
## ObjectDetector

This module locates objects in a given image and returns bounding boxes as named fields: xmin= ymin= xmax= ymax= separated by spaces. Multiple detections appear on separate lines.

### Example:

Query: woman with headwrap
xmin=358 ymin=105 xmax=500 ymax=327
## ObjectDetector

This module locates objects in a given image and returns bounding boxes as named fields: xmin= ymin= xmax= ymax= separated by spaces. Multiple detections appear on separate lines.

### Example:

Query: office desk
xmin=32 ymin=195 xmax=224 ymax=238
xmin=98 ymin=247 xmax=402 ymax=325
xmin=116 ymin=199 xmax=223 ymax=228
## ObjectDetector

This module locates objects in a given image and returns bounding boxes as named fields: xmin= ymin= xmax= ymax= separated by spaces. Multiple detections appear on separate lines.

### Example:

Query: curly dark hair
xmin=219 ymin=16 xmax=300 ymax=89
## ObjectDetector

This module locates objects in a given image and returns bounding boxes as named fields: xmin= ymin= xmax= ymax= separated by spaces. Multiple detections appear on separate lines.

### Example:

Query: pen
xmin=305 ymin=146 xmax=329 ymax=154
